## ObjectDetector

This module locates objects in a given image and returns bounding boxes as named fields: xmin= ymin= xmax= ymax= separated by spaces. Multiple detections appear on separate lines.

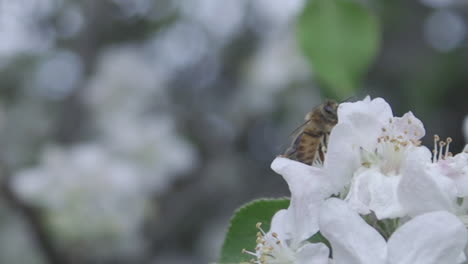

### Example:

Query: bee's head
xmin=321 ymin=99 xmax=338 ymax=123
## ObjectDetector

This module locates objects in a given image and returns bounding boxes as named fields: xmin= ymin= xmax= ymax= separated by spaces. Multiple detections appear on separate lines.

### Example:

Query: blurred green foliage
xmin=297 ymin=0 xmax=380 ymax=99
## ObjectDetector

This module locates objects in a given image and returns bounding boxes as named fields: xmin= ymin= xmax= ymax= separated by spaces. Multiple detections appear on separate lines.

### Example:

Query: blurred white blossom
xmin=12 ymin=144 xmax=146 ymax=255
xmin=235 ymin=34 xmax=310 ymax=116
xmin=146 ymin=21 xmax=210 ymax=75
xmin=33 ymin=50 xmax=83 ymax=100
xmin=11 ymin=41 xmax=199 ymax=254
xmin=420 ymin=0 xmax=466 ymax=8
xmin=0 ymin=0 xmax=56 ymax=64
xmin=424 ymin=10 xmax=466 ymax=52
xmin=100 ymin=116 xmax=197 ymax=193
xmin=251 ymin=0 xmax=305 ymax=31
xmin=84 ymin=46 xmax=167 ymax=122
xmin=179 ymin=0 xmax=246 ymax=40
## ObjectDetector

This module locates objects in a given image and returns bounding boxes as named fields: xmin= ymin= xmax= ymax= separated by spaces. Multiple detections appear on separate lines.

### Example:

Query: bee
xmin=283 ymin=99 xmax=338 ymax=165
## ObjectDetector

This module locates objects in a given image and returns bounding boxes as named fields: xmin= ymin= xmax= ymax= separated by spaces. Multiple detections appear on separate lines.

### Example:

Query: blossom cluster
xmin=246 ymin=96 xmax=468 ymax=264
xmin=10 ymin=47 xmax=198 ymax=256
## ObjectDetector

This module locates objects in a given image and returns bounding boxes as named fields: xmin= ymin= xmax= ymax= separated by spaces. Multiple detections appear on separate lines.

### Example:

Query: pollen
xmin=242 ymin=222 xmax=290 ymax=264
xmin=362 ymin=161 xmax=371 ymax=168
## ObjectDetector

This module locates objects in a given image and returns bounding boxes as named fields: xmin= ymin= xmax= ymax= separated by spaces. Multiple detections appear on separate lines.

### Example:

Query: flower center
xmin=242 ymin=222 xmax=296 ymax=264
xmin=360 ymin=135 xmax=417 ymax=176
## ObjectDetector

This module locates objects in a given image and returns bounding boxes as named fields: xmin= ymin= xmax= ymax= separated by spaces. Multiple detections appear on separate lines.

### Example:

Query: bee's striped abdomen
xmin=284 ymin=131 xmax=324 ymax=165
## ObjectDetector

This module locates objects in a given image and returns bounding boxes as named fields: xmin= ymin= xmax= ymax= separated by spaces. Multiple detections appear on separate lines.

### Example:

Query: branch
xmin=0 ymin=170 xmax=68 ymax=264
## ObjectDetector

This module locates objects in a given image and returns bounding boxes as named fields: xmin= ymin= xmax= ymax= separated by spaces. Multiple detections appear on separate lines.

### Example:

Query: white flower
xmin=243 ymin=157 xmax=334 ymax=264
xmin=399 ymin=136 xmax=468 ymax=217
xmin=12 ymin=144 xmax=146 ymax=254
xmin=438 ymin=145 xmax=468 ymax=197
xmin=319 ymin=198 xmax=467 ymax=264
xmin=272 ymin=96 xmax=430 ymax=224
xmin=243 ymin=210 xmax=330 ymax=264
xmin=271 ymin=157 xmax=334 ymax=242
xmin=100 ymin=115 xmax=198 ymax=193
xmin=84 ymin=45 xmax=166 ymax=121
xmin=325 ymin=96 xmax=427 ymax=219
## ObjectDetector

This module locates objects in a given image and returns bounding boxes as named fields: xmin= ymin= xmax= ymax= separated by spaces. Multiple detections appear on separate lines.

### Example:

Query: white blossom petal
xmin=346 ymin=168 xmax=404 ymax=219
xmin=325 ymin=122 xmax=361 ymax=193
xmin=269 ymin=209 xmax=291 ymax=241
xmin=296 ymin=243 xmax=330 ymax=264
xmin=367 ymin=172 xmax=404 ymax=219
xmin=319 ymin=198 xmax=386 ymax=264
xmin=325 ymin=97 xmax=395 ymax=194
xmin=337 ymin=96 xmax=393 ymax=129
xmin=435 ymin=151 xmax=468 ymax=197
xmin=271 ymin=157 xmax=332 ymax=243
xmin=399 ymin=147 xmax=458 ymax=216
xmin=255 ymin=209 xmax=330 ymax=264
xmin=344 ymin=168 xmax=372 ymax=215
xmin=381 ymin=111 xmax=425 ymax=141
xmin=387 ymin=211 xmax=467 ymax=264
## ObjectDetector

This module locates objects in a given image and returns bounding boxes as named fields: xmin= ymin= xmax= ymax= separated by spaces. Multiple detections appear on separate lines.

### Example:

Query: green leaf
xmin=219 ymin=198 xmax=290 ymax=263
xmin=308 ymin=231 xmax=332 ymax=256
xmin=297 ymin=0 xmax=380 ymax=99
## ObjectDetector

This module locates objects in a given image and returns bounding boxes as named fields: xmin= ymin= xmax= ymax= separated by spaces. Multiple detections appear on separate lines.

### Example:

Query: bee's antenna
xmin=288 ymin=119 xmax=312 ymax=138
xmin=340 ymin=95 xmax=356 ymax=103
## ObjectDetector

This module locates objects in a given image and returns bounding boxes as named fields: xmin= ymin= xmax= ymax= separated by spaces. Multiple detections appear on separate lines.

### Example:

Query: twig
xmin=0 ymin=169 xmax=67 ymax=264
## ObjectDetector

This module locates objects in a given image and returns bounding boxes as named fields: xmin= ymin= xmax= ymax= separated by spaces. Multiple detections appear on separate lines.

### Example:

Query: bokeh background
xmin=0 ymin=0 xmax=467 ymax=263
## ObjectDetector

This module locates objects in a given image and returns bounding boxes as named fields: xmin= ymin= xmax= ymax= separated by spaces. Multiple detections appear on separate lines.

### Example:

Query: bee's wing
xmin=279 ymin=119 xmax=311 ymax=155
xmin=283 ymin=132 xmax=303 ymax=157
